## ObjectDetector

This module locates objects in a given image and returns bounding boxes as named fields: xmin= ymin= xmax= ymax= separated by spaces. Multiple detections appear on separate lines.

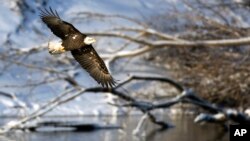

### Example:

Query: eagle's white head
xmin=84 ymin=36 xmax=96 ymax=45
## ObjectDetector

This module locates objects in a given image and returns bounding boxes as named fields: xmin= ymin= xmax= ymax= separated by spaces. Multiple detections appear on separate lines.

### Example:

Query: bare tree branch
xmin=88 ymin=31 xmax=250 ymax=47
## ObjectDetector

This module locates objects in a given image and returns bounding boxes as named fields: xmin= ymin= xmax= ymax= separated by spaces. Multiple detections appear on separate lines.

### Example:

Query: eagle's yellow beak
xmin=84 ymin=37 xmax=96 ymax=45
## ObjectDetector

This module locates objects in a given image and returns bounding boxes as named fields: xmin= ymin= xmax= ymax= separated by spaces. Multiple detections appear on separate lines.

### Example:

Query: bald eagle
xmin=40 ymin=8 xmax=116 ymax=88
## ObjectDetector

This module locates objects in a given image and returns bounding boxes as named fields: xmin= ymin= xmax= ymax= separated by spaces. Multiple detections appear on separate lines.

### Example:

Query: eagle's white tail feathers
xmin=48 ymin=41 xmax=66 ymax=54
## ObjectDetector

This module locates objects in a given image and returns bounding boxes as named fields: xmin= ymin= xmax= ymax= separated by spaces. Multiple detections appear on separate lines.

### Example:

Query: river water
xmin=0 ymin=115 xmax=229 ymax=141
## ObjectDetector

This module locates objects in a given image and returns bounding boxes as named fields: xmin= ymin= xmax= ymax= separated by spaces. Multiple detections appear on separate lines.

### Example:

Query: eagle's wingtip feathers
xmin=99 ymin=77 xmax=117 ymax=88
xmin=39 ymin=7 xmax=60 ymax=19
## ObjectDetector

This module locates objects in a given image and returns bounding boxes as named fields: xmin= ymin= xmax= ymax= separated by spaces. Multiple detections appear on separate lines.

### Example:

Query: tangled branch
xmin=1 ymin=75 xmax=249 ymax=134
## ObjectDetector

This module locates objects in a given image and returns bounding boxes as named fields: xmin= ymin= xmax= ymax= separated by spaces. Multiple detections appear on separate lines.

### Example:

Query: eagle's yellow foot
xmin=48 ymin=41 xmax=66 ymax=54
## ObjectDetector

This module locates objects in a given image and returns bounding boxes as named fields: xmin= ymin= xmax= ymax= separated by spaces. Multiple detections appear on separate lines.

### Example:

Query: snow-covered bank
xmin=0 ymin=0 xmax=169 ymax=117
xmin=1 ymin=0 xmax=249 ymax=117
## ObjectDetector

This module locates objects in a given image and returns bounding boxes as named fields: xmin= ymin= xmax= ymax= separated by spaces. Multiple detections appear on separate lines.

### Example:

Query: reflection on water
xmin=0 ymin=115 xmax=228 ymax=141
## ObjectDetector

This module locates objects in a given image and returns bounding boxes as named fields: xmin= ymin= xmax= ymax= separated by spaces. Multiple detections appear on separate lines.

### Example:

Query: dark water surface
xmin=0 ymin=115 xmax=229 ymax=141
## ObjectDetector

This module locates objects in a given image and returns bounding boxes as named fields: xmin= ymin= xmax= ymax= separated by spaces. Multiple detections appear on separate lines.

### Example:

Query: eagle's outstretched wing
xmin=71 ymin=45 xmax=116 ymax=88
xmin=40 ymin=8 xmax=80 ymax=40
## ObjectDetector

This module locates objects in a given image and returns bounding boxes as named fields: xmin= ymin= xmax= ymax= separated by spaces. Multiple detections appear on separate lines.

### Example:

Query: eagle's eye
xmin=84 ymin=37 xmax=96 ymax=45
